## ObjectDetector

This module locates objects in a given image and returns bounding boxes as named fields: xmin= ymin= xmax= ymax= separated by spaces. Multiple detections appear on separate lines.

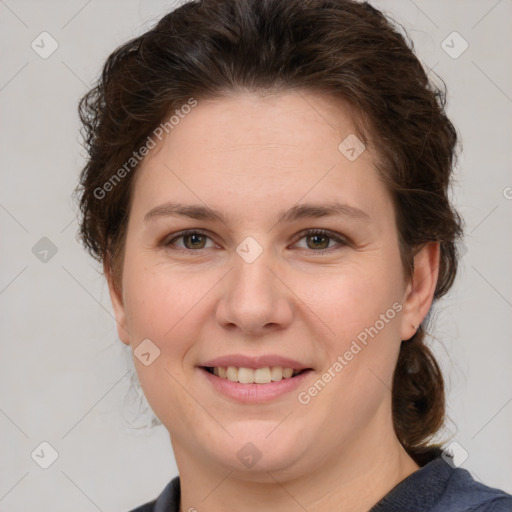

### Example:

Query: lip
xmin=201 ymin=354 xmax=310 ymax=370
xmin=198 ymin=366 xmax=314 ymax=403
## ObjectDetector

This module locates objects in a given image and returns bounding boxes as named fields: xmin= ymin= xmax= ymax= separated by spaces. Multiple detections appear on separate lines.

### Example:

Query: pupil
xmin=185 ymin=234 xmax=204 ymax=249
xmin=309 ymin=234 xmax=328 ymax=250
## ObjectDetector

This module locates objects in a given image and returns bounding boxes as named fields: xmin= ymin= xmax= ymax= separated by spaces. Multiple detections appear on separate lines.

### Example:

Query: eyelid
xmin=163 ymin=229 xmax=219 ymax=251
xmin=292 ymin=228 xmax=349 ymax=252
xmin=163 ymin=228 xmax=349 ymax=253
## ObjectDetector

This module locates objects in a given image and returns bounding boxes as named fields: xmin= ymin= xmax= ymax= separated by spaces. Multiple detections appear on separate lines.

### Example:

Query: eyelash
xmin=163 ymin=228 xmax=348 ymax=255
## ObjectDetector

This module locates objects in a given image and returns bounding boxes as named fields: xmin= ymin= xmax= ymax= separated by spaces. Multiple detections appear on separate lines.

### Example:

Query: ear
xmin=400 ymin=242 xmax=440 ymax=341
xmin=104 ymin=262 xmax=131 ymax=346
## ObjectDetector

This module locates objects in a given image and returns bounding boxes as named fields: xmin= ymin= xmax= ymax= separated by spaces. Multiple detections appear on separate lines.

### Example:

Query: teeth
xmin=254 ymin=367 xmax=272 ymax=383
xmin=283 ymin=367 xmax=293 ymax=379
xmin=209 ymin=366 xmax=300 ymax=384
xmin=270 ymin=366 xmax=283 ymax=381
xmin=226 ymin=366 xmax=238 ymax=381
xmin=238 ymin=367 xmax=254 ymax=384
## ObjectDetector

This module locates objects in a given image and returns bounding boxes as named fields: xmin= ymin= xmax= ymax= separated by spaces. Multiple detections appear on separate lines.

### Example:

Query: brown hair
xmin=74 ymin=0 xmax=463 ymax=464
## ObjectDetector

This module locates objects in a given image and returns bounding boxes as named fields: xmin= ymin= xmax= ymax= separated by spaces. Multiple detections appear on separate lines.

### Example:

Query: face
xmin=107 ymin=90 xmax=437 ymax=480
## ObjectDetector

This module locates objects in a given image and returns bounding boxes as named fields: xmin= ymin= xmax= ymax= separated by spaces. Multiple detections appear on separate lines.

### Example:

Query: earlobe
xmin=400 ymin=242 xmax=440 ymax=341
xmin=104 ymin=263 xmax=131 ymax=346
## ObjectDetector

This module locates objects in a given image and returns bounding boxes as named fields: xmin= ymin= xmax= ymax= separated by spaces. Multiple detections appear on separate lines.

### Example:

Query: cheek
xmin=122 ymin=254 xmax=205 ymax=342
xmin=297 ymin=260 xmax=404 ymax=430
xmin=121 ymin=258 xmax=209 ymax=421
xmin=300 ymin=250 xmax=405 ymax=402
xmin=307 ymin=259 xmax=403 ymax=341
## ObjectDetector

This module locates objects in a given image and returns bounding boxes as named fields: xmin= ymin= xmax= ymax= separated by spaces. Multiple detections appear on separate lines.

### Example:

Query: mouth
xmin=200 ymin=365 xmax=310 ymax=384
xmin=199 ymin=365 xmax=314 ymax=403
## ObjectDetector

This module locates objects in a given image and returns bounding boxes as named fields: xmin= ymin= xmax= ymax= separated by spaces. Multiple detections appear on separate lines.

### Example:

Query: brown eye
xmin=294 ymin=229 xmax=347 ymax=253
xmin=164 ymin=230 xmax=215 ymax=251
xmin=182 ymin=233 xmax=207 ymax=249
xmin=305 ymin=233 xmax=330 ymax=250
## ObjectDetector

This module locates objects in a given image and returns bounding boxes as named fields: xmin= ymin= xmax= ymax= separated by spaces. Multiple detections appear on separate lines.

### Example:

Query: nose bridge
xmin=215 ymin=241 xmax=293 ymax=334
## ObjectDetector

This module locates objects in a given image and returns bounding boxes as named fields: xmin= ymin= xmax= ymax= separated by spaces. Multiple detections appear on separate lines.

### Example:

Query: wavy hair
xmin=74 ymin=0 xmax=463 ymax=464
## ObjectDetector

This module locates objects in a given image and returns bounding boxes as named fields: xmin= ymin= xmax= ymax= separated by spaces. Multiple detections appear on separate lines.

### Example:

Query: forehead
xmin=128 ymin=90 xmax=391 ymax=226
xmin=161 ymin=89 xmax=365 ymax=155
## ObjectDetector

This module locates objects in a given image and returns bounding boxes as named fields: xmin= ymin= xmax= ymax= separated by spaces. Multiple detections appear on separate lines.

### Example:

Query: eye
xmin=163 ymin=228 xmax=348 ymax=254
xmin=293 ymin=228 xmax=348 ymax=253
xmin=164 ymin=230 xmax=217 ymax=252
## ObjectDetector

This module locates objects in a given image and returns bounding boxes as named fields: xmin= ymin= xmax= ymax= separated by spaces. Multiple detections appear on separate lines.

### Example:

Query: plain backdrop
xmin=1 ymin=0 xmax=511 ymax=510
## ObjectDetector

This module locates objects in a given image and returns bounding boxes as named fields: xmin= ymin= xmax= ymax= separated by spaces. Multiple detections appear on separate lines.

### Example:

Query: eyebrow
xmin=144 ymin=201 xmax=370 ymax=225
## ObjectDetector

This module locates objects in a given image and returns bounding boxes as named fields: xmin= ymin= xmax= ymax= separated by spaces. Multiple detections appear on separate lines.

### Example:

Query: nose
xmin=215 ymin=250 xmax=294 ymax=336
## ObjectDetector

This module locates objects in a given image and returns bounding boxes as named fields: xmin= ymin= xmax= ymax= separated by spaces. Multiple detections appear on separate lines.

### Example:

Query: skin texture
xmin=105 ymin=90 xmax=440 ymax=511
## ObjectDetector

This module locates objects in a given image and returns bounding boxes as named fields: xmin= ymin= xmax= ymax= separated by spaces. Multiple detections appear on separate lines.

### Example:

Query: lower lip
xmin=198 ymin=367 xmax=313 ymax=403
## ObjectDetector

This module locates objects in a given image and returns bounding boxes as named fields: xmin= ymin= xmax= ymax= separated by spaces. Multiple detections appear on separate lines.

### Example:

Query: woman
xmin=74 ymin=0 xmax=512 ymax=510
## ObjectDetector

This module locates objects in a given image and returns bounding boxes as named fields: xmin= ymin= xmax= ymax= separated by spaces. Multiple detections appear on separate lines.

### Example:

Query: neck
xmin=172 ymin=411 xmax=420 ymax=512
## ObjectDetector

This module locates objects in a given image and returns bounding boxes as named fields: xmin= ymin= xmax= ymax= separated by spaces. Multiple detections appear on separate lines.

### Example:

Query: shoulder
xmin=439 ymin=465 xmax=512 ymax=512
xmin=370 ymin=454 xmax=512 ymax=512
xmin=127 ymin=475 xmax=181 ymax=512
xmin=468 ymin=497 xmax=512 ymax=512
xmin=129 ymin=502 xmax=156 ymax=512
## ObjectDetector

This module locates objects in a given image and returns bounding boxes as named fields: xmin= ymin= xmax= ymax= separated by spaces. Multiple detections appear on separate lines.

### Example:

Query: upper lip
xmin=200 ymin=354 xmax=311 ymax=370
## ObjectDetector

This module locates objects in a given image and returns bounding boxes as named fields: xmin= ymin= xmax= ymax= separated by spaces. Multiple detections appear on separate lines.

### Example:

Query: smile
xmin=198 ymin=366 xmax=313 ymax=403
xmin=202 ymin=366 xmax=306 ymax=384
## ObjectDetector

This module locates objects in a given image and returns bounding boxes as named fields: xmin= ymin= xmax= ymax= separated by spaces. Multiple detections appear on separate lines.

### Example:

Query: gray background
xmin=0 ymin=0 xmax=511 ymax=510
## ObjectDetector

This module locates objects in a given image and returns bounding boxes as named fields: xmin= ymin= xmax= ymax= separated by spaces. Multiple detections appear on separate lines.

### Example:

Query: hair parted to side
xmin=74 ymin=0 xmax=463 ymax=464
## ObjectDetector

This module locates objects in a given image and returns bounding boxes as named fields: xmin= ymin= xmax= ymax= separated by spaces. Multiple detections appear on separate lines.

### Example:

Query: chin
xmin=206 ymin=425 xmax=309 ymax=477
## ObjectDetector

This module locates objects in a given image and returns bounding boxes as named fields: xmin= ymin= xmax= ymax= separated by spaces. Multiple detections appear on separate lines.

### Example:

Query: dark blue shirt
xmin=130 ymin=455 xmax=512 ymax=511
